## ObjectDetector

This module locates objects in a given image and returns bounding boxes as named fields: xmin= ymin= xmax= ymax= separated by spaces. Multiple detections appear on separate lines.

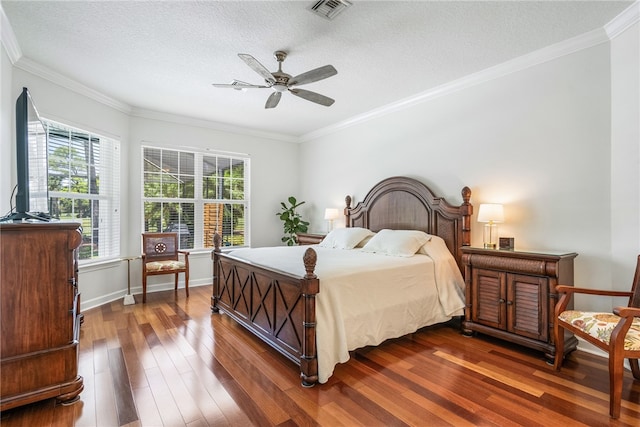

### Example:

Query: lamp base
xmin=123 ymin=294 xmax=136 ymax=305
xmin=482 ymin=222 xmax=499 ymax=250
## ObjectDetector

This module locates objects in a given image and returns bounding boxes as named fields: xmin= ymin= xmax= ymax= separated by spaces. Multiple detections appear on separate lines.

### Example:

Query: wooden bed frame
xmin=211 ymin=176 xmax=472 ymax=386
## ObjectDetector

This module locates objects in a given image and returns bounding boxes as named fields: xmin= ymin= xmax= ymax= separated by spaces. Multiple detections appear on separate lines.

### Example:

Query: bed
xmin=211 ymin=176 xmax=472 ymax=386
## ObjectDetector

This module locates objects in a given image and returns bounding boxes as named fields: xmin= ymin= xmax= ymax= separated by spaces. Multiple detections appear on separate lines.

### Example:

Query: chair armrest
xmin=556 ymin=285 xmax=632 ymax=298
xmin=613 ymin=306 xmax=640 ymax=318
xmin=178 ymin=251 xmax=189 ymax=267
xmin=555 ymin=286 xmax=632 ymax=317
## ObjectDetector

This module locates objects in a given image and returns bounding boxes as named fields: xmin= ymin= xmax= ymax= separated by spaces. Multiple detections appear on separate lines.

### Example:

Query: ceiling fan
xmin=212 ymin=51 xmax=337 ymax=109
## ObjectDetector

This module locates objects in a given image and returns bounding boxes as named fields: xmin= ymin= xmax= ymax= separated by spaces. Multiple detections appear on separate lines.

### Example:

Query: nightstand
xmin=461 ymin=247 xmax=578 ymax=362
xmin=295 ymin=233 xmax=325 ymax=245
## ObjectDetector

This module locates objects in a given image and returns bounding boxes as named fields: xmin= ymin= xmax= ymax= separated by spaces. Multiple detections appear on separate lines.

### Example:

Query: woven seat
xmin=145 ymin=260 xmax=187 ymax=272
xmin=141 ymin=232 xmax=190 ymax=303
xmin=554 ymin=255 xmax=640 ymax=419
xmin=558 ymin=310 xmax=640 ymax=351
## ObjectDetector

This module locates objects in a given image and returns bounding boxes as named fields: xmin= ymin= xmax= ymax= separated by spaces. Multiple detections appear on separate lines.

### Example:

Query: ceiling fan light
xmin=273 ymin=84 xmax=288 ymax=93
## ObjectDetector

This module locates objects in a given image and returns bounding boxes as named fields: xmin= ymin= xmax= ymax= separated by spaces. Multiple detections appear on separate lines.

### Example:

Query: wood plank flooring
xmin=1 ymin=285 xmax=639 ymax=426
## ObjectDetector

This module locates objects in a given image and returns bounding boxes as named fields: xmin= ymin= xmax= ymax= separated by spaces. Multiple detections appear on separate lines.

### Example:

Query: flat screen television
xmin=2 ymin=87 xmax=51 ymax=222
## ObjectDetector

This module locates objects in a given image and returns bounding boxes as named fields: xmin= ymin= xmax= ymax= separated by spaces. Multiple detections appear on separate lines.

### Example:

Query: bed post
xmin=460 ymin=186 xmax=473 ymax=248
xmin=211 ymin=232 xmax=222 ymax=313
xmin=300 ymin=247 xmax=319 ymax=387
xmin=344 ymin=195 xmax=352 ymax=228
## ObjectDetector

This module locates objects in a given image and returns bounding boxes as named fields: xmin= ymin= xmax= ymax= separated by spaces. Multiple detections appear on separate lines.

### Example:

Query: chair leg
xmin=174 ymin=273 xmax=179 ymax=292
xmin=185 ymin=270 xmax=189 ymax=298
xmin=609 ymin=354 xmax=624 ymax=419
xmin=142 ymin=274 xmax=147 ymax=304
xmin=554 ymin=321 xmax=565 ymax=370
xmin=630 ymin=358 xmax=640 ymax=380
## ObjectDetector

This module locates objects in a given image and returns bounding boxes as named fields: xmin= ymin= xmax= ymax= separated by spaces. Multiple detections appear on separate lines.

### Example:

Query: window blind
xmin=142 ymin=146 xmax=250 ymax=250
xmin=46 ymin=120 xmax=121 ymax=262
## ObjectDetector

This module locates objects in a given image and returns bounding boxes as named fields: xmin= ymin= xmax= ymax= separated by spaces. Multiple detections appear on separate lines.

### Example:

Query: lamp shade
xmin=477 ymin=204 xmax=504 ymax=223
xmin=324 ymin=208 xmax=340 ymax=220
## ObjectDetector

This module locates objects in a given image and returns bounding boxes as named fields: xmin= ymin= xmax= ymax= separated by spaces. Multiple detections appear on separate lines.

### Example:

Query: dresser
xmin=461 ymin=247 xmax=578 ymax=362
xmin=0 ymin=222 xmax=84 ymax=410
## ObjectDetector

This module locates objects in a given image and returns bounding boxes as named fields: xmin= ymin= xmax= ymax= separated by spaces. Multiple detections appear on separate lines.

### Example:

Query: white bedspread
xmin=227 ymin=244 xmax=465 ymax=383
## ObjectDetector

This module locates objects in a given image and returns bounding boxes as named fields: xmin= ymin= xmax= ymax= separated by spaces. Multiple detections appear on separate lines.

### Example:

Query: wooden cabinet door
xmin=506 ymin=273 xmax=548 ymax=341
xmin=471 ymin=268 xmax=506 ymax=330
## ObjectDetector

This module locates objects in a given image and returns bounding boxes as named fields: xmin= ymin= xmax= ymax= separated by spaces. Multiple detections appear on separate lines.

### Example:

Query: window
xmin=142 ymin=147 xmax=249 ymax=250
xmin=46 ymin=121 xmax=120 ymax=262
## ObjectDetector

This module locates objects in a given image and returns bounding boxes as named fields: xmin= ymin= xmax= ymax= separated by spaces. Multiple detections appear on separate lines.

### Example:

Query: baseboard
xmin=81 ymin=280 xmax=212 ymax=311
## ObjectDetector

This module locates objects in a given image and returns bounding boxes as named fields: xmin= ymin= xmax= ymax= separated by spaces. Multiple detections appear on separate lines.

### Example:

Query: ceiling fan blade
xmin=212 ymin=82 xmax=270 ymax=89
xmin=238 ymin=53 xmax=276 ymax=85
xmin=289 ymin=88 xmax=335 ymax=107
xmin=289 ymin=65 xmax=337 ymax=86
xmin=265 ymin=92 xmax=282 ymax=109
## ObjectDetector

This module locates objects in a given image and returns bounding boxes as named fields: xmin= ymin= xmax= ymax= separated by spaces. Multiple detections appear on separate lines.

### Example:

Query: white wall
xmin=300 ymin=40 xmax=631 ymax=312
xmin=610 ymin=20 xmax=640 ymax=300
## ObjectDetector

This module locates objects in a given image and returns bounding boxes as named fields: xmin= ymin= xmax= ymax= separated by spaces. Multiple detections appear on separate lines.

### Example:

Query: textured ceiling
xmin=2 ymin=1 xmax=634 ymax=140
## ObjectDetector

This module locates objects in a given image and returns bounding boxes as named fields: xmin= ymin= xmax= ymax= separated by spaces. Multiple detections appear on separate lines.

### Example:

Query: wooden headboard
xmin=345 ymin=176 xmax=472 ymax=272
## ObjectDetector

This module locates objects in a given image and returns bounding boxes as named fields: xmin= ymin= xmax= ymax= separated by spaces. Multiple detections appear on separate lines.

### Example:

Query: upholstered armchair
xmin=141 ymin=232 xmax=190 ymax=303
xmin=554 ymin=255 xmax=640 ymax=419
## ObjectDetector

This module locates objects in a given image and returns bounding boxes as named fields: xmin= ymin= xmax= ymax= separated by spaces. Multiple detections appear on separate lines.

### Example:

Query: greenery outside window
xmin=142 ymin=147 xmax=249 ymax=250
xmin=46 ymin=121 xmax=121 ymax=262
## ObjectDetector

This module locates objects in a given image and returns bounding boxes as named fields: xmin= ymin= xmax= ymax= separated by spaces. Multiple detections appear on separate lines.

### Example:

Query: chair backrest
xmin=142 ymin=232 xmax=179 ymax=262
xmin=630 ymin=255 xmax=640 ymax=308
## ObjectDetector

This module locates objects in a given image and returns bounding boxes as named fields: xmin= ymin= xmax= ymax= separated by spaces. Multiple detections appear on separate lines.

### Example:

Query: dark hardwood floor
xmin=1 ymin=285 xmax=639 ymax=426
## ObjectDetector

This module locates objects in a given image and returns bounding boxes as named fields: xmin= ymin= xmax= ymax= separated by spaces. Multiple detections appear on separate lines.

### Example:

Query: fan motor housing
xmin=271 ymin=71 xmax=291 ymax=91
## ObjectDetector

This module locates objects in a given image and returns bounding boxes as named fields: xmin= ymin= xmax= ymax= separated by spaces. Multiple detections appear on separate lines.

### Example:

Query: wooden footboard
xmin=211 ymin=234 xmax=320 ymax=386
xmin=210 ymin=177 xmax=471 ymax=387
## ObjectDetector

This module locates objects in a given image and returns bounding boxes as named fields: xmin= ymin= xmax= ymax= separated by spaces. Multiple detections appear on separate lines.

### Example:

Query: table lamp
xmin=324 ymin=208 xmax=339 ymax=232
xmin=477 ymin=203 xmax=504 ymax=249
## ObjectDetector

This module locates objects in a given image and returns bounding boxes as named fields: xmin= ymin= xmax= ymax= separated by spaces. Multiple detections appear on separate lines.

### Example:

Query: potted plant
xmin=276 ymin=196 xmax=310 ymax=246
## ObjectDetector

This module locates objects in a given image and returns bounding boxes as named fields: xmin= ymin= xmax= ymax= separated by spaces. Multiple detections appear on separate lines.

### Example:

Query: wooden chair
xmin=554 ymin=255 xmax=640 ymax=418
xmin=141 ymin=232 xmax=190 ymax=303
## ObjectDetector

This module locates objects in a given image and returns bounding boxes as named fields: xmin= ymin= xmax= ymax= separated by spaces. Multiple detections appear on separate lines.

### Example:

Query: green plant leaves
xmin=277 ymin=196 xmax=310 ymax=245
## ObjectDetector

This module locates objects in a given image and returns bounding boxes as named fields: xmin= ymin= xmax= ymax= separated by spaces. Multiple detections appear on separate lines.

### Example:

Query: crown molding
xmin=300 ymin=27 xmax=610 ymax=142
xmin=0 ymin=5 xmax=22 ymax=63
xmin=130 ymin=108 xmax=298 ymax=143
xmin=605 ymin=1 xmax=639 ymax=39
xmin=15 ymin=57 xmax=133 ymax=114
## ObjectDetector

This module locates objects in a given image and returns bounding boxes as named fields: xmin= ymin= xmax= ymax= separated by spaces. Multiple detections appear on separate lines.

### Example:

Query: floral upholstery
xmin=145 ymin=260 xmax=186 ymax=272
xmin=559 ymin=310 xmax=640 ymax=351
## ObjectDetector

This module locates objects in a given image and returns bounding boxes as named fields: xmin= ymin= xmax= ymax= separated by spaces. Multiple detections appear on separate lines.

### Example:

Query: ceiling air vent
xmin=309 ymin=0 xmax=352 ymax=20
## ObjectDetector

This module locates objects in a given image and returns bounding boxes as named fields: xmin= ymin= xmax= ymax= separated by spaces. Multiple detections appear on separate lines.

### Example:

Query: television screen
xmin=2 ymin=87 xmax=50 ymax=222
xmin=25 ymin=94 xmax=49 ymax=214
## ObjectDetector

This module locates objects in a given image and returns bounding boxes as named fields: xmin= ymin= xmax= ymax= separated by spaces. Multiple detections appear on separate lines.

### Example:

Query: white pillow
xmin=318 ymin=227 xmax=374 ymax=249
xmin=361 ymin=229 xmax=432 ymax=257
